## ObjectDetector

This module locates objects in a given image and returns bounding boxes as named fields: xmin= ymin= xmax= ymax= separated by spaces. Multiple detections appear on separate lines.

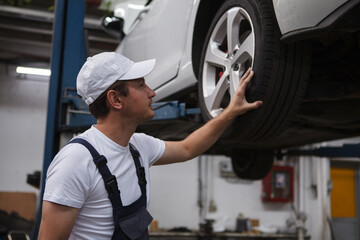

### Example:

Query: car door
xmin=116 ymin=0 xmax=194 ymax=90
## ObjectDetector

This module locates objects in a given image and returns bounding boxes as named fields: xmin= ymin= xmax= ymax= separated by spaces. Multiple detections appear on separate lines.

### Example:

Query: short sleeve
xmin=130 ymin=133 xmax=165 ymax=166
xmin=43 ymin=144 xmax=93 ymax=208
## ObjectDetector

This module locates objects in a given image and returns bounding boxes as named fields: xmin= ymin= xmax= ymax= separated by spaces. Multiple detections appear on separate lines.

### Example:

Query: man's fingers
xmin=241 ymin=68 xmax=252 ymax=80
xmin=252 ymin=100 xmax=263 ymax=108
xmin=237 ymin=69 xmax=254 ymax=96
xmin=245 ymin=101 xmax=263 ymax=111
xmin=240 ymin=69 xmax=254 ymax=86
xmin=230 ymin=68 xmax=263 ymax=114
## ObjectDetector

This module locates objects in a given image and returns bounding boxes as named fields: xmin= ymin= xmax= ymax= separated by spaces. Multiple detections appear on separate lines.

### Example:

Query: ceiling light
xmin=128 ymin=4 xmax=145 ymax=10
xmin=16 ymin=66 xmax=51 ymax=77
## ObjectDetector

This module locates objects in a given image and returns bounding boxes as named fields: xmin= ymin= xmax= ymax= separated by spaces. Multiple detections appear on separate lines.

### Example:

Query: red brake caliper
xmin=218 ymin=50 xmax=228 ymax=79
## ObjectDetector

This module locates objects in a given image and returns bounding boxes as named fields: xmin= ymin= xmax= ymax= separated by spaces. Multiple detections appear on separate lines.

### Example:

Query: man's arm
xmin=38 ymin=201 xmax=79 ymax=240
xmin=155 ymin=69 xmax=262 ymax=165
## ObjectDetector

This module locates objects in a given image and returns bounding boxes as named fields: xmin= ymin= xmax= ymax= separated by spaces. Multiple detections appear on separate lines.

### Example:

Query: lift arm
xmin=60 ymin=88 xmax=201 ymax=130
xmin=282 ymin=143 xmax=360 ymax=158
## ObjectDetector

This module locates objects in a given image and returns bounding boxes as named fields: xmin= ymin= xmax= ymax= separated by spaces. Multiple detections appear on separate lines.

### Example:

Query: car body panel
xmin=272 ymin=0 xmax=348 ymax=34
xmin=115 ymin=0 xmax=196 ymax=94
xmin=112 ymin=0 xmax=150 ymax=35
xmin=115 ymin=0 xmax=355 ymax=102
xmin=151 ymin=0 xmax=201 ymax=101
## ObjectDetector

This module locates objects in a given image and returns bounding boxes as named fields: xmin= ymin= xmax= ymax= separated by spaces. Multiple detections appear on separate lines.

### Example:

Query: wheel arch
xmin=192 ymin=0 xmax=226 ymax=79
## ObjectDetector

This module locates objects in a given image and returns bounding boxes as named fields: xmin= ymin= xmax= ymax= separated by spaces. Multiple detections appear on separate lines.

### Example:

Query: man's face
xmin=121 ymin=78 xmax=156 ymax=123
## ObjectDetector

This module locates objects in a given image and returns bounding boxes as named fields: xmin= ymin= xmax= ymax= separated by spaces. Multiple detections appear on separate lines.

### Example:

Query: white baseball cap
xmin=77 ymin=52 xmax=156 ymax=105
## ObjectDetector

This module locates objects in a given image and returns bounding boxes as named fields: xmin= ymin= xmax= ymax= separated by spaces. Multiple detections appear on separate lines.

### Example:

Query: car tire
xmin=231 ymin=149 xmax=274 ymax=180
xmin=198 ymin=0 xmax=310 ymax=144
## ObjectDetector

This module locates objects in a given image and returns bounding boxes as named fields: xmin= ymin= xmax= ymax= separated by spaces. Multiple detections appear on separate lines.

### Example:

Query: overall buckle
xmin=93 ymin=155 xmax=107 ymax=168
xmin=105 ymin=175 xmax=120 ymax=197
xmin=137 ymin=166 xmax=147 ymax=185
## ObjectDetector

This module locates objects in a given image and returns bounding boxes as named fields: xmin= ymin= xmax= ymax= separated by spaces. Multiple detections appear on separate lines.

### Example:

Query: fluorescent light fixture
xmin=128 ymin=4 xmax=145 ymax=10
xmin=16 ymin=66 xmax=51 ymax=77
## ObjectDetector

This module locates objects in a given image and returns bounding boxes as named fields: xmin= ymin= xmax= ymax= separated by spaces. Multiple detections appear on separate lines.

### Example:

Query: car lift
xmin=33 ymin=0 xmax=360 ymax=239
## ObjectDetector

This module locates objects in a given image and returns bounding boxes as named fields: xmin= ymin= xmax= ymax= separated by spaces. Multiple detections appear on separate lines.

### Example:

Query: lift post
xmin=35 ymin=0 xmax=86 ymax=238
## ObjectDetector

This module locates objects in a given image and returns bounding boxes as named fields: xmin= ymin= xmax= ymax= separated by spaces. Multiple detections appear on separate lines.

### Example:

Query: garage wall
xmin=298 ymin=155 xmax=332 ymax=240
xmin=149 ymin=159 xmax=200 ymax=229
xmin=0 ymin=63 xmax=48 ymax=194
xmin=149 ymin=156 xmax=294 ymax=231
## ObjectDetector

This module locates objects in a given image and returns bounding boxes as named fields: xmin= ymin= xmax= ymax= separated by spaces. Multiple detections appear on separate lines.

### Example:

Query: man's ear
xmin=107 ymin=90 xmax=123 ymax=110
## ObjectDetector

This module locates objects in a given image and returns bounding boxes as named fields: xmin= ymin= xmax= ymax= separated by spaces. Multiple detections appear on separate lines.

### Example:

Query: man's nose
xmin=147 ymin=86 xmax=156 ymax=98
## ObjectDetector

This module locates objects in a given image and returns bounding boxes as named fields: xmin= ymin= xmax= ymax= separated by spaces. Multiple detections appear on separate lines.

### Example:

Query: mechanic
xmin=37 ymin=52 xmax=263 ymax=240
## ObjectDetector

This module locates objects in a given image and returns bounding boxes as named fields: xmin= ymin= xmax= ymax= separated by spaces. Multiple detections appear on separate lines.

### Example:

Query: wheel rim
xmin=202 ymin=7 xmax=255 ymax=118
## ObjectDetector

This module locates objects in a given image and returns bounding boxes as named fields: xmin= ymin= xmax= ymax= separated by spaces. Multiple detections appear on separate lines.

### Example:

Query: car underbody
xmin=138 ymin=29 xmax=360 ymax=156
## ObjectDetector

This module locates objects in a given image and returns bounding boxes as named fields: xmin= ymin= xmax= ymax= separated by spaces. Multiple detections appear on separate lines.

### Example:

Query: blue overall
xmin=69 ymin=138 xmax=153 ymax=240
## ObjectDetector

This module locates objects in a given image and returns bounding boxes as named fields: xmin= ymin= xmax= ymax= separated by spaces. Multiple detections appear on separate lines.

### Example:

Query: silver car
xmin=102 ymin=0 xmax=360 ymax=179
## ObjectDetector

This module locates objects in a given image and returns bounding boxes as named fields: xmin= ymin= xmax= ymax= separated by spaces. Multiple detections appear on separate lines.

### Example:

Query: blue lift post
xmin=34 ymin=0 xmax=87 ymax=238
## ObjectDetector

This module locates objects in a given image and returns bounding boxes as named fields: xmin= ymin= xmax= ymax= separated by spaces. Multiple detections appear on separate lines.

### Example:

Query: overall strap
xmin=69 ymin=138 xmax=148 ymax=240
xmin=69 ymin=138 xmax=123 ymax=240
xmin=129 ymin=143 xmax=147 ymax=196
xmin=69 ymin=138 xmax=123 ymax=205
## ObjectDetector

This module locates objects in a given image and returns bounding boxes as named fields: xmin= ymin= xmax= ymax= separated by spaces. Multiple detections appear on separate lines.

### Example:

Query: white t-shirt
xmin=43 ymin=126 xmax=165 ymax=240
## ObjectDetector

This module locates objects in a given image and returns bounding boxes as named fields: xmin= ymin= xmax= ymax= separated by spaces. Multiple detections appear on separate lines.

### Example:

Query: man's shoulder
xmin=131 ymin=132 xmax=162 ymax=144
xmin=55 ymin=140 xmax=93 ymax=163
xmin=132 ymin=132 xmax=149 ymax=139
xmin=130 ymin=133 xmax=165 ymax=155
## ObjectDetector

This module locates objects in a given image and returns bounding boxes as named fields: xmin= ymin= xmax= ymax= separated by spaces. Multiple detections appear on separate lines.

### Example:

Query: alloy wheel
xmin=201 ymin=7 xmax=254 ymax=118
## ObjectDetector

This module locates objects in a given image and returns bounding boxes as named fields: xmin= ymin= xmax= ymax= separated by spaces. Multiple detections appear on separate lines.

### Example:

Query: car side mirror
xmin=101 ymin=15 xmax=125 ymax=40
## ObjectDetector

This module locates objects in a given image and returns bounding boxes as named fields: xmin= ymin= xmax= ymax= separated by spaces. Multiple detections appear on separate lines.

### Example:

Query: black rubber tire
xmin=231 ymin=149 xmax=274 ymax=180
xmin=198 ymin=0 xmax=310 ymax=144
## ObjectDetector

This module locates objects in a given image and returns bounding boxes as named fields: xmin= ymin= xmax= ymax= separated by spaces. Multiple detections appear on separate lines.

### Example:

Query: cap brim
xmin=119 ymin=59 xmax=156 ymax=80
